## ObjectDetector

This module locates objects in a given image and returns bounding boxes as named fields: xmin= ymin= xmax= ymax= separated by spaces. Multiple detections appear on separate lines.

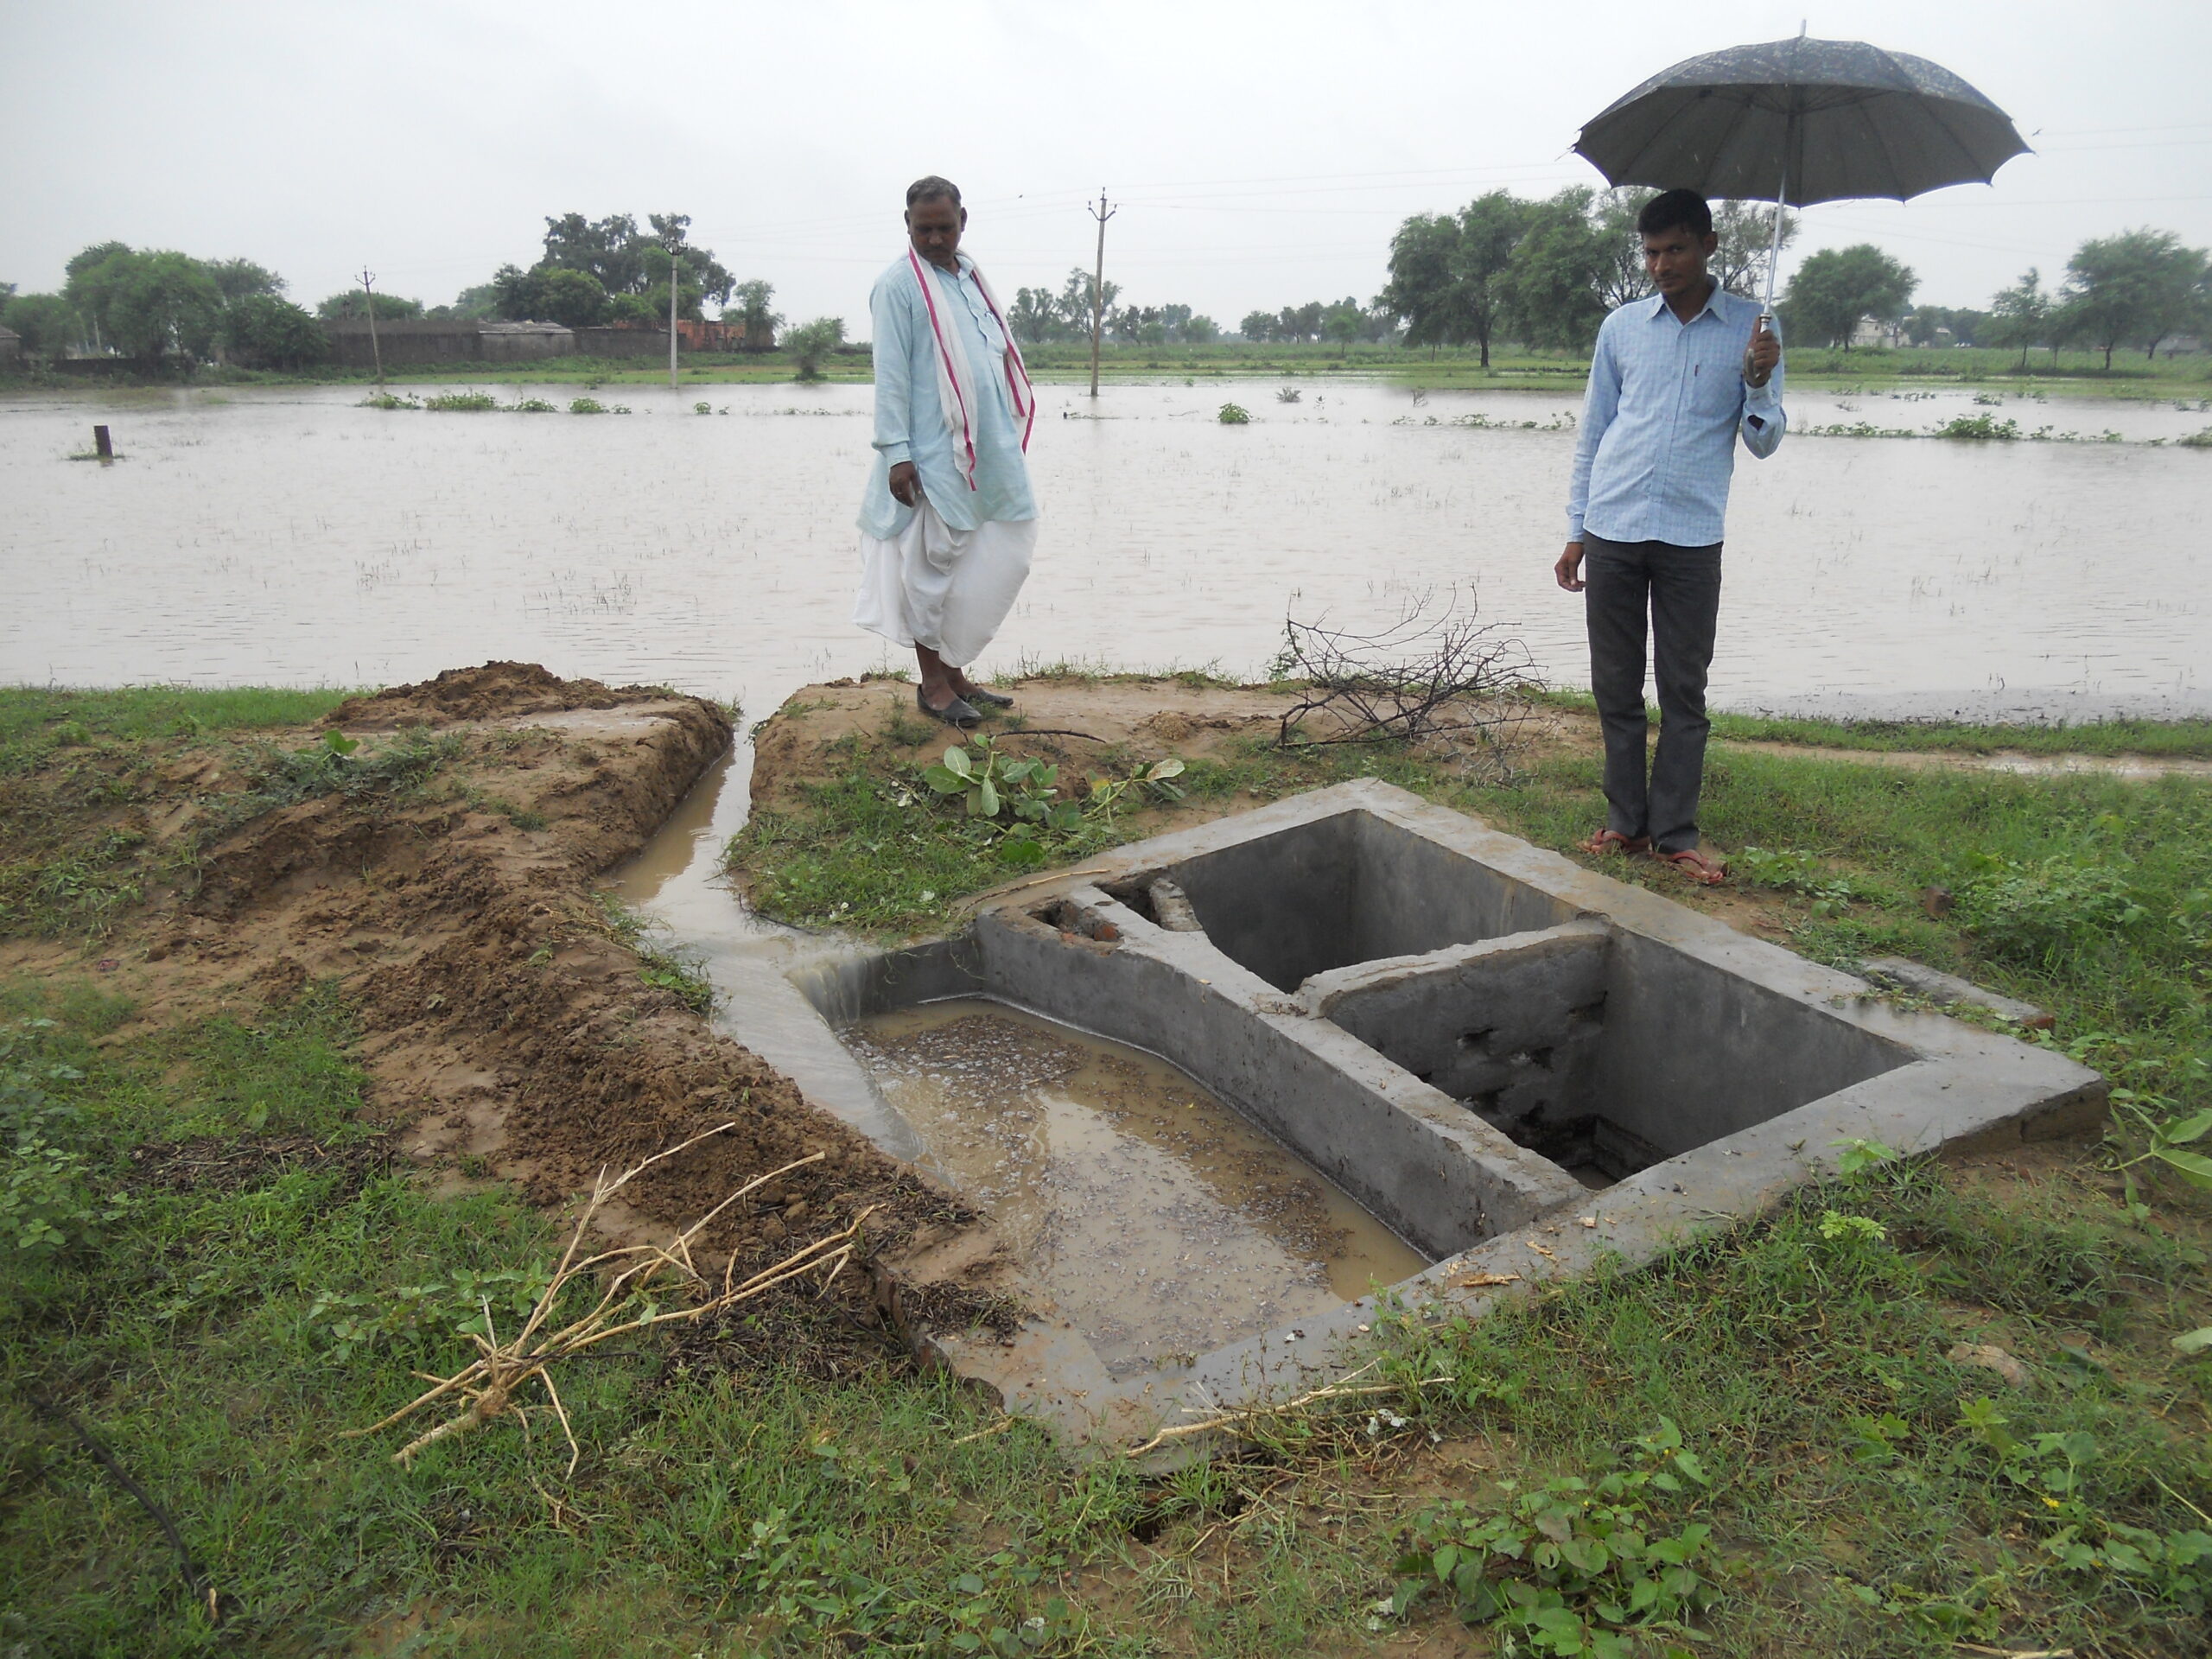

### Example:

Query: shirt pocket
xmin=1688 ymin=331 xmax=1745 ymax=420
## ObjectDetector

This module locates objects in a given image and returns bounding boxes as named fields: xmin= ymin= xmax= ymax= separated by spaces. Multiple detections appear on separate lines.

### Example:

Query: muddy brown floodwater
xmin=845 ymin=999 xmax=1428 ymax=1376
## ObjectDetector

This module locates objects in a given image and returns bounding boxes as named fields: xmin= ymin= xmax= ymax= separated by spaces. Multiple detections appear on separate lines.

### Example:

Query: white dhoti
xmin=852 ymin=500 xmax=1036 ymax=669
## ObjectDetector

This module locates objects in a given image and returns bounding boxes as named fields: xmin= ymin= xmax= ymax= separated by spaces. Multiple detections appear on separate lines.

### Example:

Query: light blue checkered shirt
xmin=1566 ymin=285 xmax=1784 ymax=547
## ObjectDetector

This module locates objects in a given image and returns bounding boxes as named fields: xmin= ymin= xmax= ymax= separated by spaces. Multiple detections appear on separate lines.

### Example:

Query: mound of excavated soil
xmin=6 ymin=664 xmax=978 ymax=1341
xmin=325 ymin=660 xmax=677 ymax=729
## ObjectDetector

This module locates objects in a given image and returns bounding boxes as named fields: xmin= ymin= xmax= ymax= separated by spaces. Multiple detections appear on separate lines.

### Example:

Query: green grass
xmin=1528 ymin=689 xmax=2212 ymax=760
xmin=21 ymin=339 xmax=2202 ymax=397
xmin=0 ymin=685 xmax=356 ymax=776
xmin=3 ymin=975 xmax=2203 ymax=1656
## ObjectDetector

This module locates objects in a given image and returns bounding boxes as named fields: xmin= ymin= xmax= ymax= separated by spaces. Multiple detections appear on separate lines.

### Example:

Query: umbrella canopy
xmin=1574 ymin=35 xmax=2030 ymax=208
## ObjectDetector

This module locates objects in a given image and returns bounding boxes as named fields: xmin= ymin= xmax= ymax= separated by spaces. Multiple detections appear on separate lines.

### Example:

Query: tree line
xmin=1005 ymin=270 xmax=1224 ymax=346
xmin=1374 ymin=186 xmax=2209 ymax=367
xmin=0 ymin=213 xmax=795 ymax=372
xmin=2 ymin=245 xmax=332 ymax=370
xmin=8 ymin=206 xmax=2204 ymax=375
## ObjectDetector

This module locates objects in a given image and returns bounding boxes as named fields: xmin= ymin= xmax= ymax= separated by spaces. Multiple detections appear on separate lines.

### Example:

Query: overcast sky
xmin=6 ymin=1 xmax=2207 ymax=329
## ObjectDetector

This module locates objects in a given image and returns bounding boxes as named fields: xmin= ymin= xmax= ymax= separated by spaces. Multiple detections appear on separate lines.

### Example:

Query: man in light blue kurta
xmin=853 ymin=175 xmax=1039 ymax=728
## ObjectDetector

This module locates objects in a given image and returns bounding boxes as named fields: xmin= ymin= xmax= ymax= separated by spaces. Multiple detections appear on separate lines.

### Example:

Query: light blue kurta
xmin=859 ymin=252 xmax=1037 ymax=541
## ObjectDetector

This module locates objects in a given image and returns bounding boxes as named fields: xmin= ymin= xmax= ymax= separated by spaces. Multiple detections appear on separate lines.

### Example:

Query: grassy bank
xmin=10 ymin=341 xmax=2206 ymax=399
xmin=5 ymin=684 xmax=2208 ymax=1656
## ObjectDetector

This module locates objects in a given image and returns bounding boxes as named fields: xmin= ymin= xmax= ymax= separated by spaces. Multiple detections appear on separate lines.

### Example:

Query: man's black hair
xmin=906 ymin=175 xmax=963 ymax=209
xmin=1637 ymin=188 xmax=1713 ymax=238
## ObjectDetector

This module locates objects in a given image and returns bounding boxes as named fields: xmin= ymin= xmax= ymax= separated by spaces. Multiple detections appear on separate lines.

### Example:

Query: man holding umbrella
xmin=1555 ymin=189 xmax=1783 ymax=887
xmin=1559 ymin=32 xmax=2030 ymax=885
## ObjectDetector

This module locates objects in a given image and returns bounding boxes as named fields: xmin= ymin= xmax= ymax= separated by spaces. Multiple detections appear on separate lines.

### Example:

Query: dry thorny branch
xmin=346 ymin=1125 xmax=874 ymax=1477
xmin=1274 ymin=591 xmax=1538 ymax=777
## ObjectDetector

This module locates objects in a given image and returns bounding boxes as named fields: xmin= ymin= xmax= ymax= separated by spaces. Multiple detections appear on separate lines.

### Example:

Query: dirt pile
xmin=7 ymin=664 xmax=980 ymax=1320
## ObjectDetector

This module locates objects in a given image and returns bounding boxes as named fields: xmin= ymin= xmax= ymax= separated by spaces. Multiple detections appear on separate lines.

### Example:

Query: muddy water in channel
xmin=845 ymin=999 xmax=1427 ymax=1374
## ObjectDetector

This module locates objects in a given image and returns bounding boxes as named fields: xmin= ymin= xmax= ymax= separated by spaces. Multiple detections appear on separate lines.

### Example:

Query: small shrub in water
xmin=1933 ymin=411 xmax=2019 ymax=441
xmin=569 ymin=397 xmax=607 ymax=415
xmin=1217 ymin=402 xmax=1251 ymax=424
xmin=509 ymin=397 xmax=557 ymax=413
xmin=693 ymin=401 xmax=713 ymax=415
xmin=423 ymin=391 xmax=498 ymax=412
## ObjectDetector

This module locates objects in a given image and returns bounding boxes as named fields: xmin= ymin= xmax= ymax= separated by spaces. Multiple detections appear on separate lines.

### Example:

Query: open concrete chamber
xmin=737 ymin=780 xmax=2103 ymax=1452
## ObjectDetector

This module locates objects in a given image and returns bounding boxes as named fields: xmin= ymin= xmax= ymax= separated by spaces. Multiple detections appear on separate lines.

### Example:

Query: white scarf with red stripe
xmin=906 ymin=246 xmax=1035 ymax=491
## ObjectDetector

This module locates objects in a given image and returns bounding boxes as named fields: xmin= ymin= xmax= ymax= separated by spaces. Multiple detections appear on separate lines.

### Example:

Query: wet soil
xmin=1 ymin=662 xmax=993 ymax=1362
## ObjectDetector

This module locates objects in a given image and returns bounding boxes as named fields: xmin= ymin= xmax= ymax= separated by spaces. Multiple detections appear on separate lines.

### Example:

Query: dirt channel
xmin=3 ymin=663 xmax=987 ymax=1368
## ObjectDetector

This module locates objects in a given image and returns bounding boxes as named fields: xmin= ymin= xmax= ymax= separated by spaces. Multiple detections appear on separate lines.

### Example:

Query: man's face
xmin=906 ymin=198 xmax=966 ymax=269
xmin=1642 ymin=225 xmax=1718 ymax=298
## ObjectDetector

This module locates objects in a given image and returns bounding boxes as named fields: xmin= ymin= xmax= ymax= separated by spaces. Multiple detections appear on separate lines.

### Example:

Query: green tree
xmin=1239 ymin=308 xmax=1275 ymax=342
xmin=3 ymin=293 xmax=83 ymax=356
xmin=1379 ymin=213 xmax=1459 ymax=355
xmin=539 ymin=212 xmax=648 ymax=296
xmin=1008 ymin=287 xmax=1061 ymax=345
xmin=1502 ymin=186 xmax=1611 ymax=353
xmin=726 ymin=279 xmax=781 ymax=346
xmin=1781 ymin=245 xmax=1916 ymax=349
xmin=1380 ymin=194 xmax=1526 ymax=366
xmin=1450 ymin=193 xmax=1529 ymax=368
xmin=67 ymin=248 xmax=226 ymax=366
xmin=2061 ymin=228 xmax=2209 ymax=367
xmin=206 ymin=258 xmax=285 ymax=301
xmin=646 ymin=213 xmax=735 ymax=313
xmin=318 ymin=289 xmax=424 ymax=321
xmin=1184 ymin=314 xmax=1221 ymax=345
xmin=534 ymin=268 xmax=610 ymax=329
xmin=65 ymin=242 xmax=131 ymax=286
xmin=441 ymin=283 xmax=502 ymax=321
xmin=1056 ymin=267 xmax=1118 ymax=337
xmin=1710 ymin=200 xmax=1796 ymax=301
xmin=785 ymin=316 xmax=846 ymax=380
xmin=221 ymin=295 xmax=327 ymax=369
xmin=1986 ymin=269 xmax=2050 ymax=369
xmin=1322 ymin=297 xmax=1364 ymax=355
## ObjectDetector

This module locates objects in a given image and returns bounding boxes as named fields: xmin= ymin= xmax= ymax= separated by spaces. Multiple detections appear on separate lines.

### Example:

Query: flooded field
xmin=4 ymin=380 xmax=2207 ymax=754
xmin=845 ymin=998 xmax=1427 ymax=1375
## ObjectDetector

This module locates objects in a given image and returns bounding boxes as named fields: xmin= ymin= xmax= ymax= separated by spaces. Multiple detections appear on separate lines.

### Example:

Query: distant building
xmin=321 ymin=319 xmax=575 ymax=368
xmin=1850 ymin=317 xmax=1907 ymax=350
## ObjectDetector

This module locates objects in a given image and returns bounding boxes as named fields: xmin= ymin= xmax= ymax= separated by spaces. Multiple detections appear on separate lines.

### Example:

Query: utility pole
xmin=667 ymin=240 xmax=681 ymax=391
xmin=358 ymin=267 xmax=385 ymax=391
xmin=1087 ymin=188 xmax=1116 ymax=398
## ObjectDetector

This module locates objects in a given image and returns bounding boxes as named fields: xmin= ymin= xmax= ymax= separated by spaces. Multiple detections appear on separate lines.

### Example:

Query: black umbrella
xmin=1574 ymin=31 xmax=2030 ymax=310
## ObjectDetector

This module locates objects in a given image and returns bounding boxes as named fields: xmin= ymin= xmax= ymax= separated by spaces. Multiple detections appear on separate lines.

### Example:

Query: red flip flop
xmin=1580 ymin=829 xmax=1652 ymax=856
xmin=1656 ymin=846 xmax=1728 ymax=887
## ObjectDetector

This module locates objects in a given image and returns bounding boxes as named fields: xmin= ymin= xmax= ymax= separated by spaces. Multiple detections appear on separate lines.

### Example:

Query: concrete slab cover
xmin=731 ymin=779 xmax=2103 ymax=1457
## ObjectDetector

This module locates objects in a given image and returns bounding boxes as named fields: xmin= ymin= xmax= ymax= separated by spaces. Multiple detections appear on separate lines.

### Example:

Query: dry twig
xmin=346 ymin=1128 xmax=873 ymax=1476
xmin=1122 ymin=1362 xmax=1445 ymax=1458
xmin=1274 ymin=591 xmax=1537 ymax=775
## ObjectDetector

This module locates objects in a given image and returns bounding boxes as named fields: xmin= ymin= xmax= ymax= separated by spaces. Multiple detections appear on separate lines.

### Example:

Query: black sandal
xmin=960 ymin=685 xmax=1014 ymax=709
xmin=916 ymin=686 xmax=982 ymax=728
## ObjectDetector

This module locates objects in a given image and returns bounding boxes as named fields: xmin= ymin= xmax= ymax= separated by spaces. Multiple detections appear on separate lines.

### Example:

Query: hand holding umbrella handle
xmin=1744 ymin=317 xmax=1781 ymax=389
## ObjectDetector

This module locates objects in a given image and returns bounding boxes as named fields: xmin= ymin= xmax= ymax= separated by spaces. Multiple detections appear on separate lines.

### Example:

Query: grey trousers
xmin=1582 ymin=533 xmax=1723 ymax=853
